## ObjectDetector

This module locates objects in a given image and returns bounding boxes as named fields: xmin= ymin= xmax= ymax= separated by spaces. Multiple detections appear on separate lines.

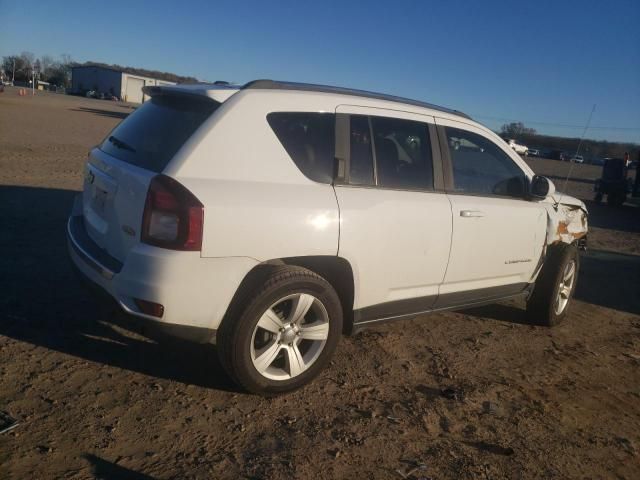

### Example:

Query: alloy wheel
xmin=554 ymin=260 xmax=576 ymax=315
xmin=250 ymin=293 xmax=330 ymax=381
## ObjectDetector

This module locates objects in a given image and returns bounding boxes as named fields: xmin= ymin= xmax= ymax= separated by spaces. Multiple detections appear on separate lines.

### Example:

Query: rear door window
xmin=371 ymin=116 xmax=433 ymax=190
xmin=267 ymin=113 xmax=335 ymax=184
xmin=99 ymin=95 xmax=218 ymax=173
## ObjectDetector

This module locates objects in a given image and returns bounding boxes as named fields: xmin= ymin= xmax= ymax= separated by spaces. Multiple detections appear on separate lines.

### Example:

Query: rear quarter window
xmin=99 ymin=95 xmax=218 ymax=173
xmin=267 ymin=112 xmax=335 ymax=184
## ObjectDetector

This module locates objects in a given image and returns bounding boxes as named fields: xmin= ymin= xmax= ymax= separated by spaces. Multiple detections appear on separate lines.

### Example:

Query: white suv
xmin=68 ymin=80 xmax=588 ymax=394
xmin=507 ymin=139 xmax=529 ymax=155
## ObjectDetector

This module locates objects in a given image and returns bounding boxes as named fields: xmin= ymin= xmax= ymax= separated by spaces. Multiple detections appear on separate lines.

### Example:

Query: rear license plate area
xmin=91 ymin=187 xmax=108 ymax=215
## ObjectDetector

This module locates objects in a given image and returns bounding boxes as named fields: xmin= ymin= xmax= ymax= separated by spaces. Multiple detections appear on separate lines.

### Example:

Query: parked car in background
xmin=67 ymin=80 xmax=588 ymax=394
xmin=527 ymin=148 xmax=541 ymax=157
xmin=85 ymin=90 xmax=97 ymax=98
xmin=571 ymin=155 xmax=584 ymax=164
xmin=507 ymin=139 xmax=529 ymax=155
xmin=98 ymin=92 xmax=114 ymax=100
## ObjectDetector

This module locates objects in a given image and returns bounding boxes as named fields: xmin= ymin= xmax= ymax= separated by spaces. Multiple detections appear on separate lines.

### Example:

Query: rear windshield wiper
xmin=108 ymin=136 xmax=136 ymax=153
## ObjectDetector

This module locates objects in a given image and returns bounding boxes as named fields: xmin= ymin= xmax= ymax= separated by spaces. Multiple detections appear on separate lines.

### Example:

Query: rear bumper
xmin=67 ymin=196 xmax=258 ymax=343
xmin=68 ymin=214 xmax=122 ymax=280
xmin=70 ymin=259 xmax=216 ymax=344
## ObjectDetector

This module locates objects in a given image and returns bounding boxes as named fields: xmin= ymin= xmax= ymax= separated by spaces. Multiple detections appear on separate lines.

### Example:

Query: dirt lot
xmin=1 ymin=88 xmax=639 ymax=480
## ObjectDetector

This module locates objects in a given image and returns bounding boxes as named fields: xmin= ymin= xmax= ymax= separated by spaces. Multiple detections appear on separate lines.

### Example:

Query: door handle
xmin=460 ymin=210 xmax=485 ymax=218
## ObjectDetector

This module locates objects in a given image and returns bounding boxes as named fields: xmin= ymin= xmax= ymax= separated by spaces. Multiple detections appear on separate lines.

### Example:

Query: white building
xmin=71 ymin=65 xmax=176 ymax=103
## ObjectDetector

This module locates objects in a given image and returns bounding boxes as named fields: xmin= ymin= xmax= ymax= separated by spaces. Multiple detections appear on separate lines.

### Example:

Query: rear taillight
xmin=141 ymin=175 xmax=204 ymax=251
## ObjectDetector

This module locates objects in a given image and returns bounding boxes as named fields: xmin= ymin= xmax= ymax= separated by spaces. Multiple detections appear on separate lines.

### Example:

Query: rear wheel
xmin=217 ymin=266 xmax=342 ymax=395
xmin=526 ymin=244 xmax=579 ymax=326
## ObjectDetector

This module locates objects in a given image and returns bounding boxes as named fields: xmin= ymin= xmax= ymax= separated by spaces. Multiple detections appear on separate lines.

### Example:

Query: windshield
xmin=99 ymin=95 xmax=219 ymax=172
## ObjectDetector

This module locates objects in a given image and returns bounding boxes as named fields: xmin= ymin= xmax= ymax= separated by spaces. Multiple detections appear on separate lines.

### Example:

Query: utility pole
xmin=634 ymin=151 xmax=640 ymax=198
xmin=31 ymin=60 xmax=40 ymax=96
xmin=12 ymin=58 xmax=15 ymax=83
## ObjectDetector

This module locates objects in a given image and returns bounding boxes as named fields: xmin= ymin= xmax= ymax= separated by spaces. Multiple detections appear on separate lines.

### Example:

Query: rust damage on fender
xmin=546 ymin=204 xmax=588 ymax=245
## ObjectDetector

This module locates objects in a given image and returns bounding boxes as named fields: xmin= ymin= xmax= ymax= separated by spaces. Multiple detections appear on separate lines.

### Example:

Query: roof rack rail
xmin=242 ymin=79 xmax=471 ymax=119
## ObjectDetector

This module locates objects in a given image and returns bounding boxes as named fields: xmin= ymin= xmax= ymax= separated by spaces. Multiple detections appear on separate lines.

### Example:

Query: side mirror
xmin=529 ymin=175 xmax=555 ymax=199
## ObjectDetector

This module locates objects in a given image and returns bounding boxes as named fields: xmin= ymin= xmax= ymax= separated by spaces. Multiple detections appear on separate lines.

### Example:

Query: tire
xmin=526 ymin=244 xmax=579 ymax=326
xmin=217 ymin=265 xmax=343 ymax=395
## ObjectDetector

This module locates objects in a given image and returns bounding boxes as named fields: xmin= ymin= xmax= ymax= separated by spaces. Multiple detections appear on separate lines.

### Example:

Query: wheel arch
xmin=221 ymin=256 xmax=356 ymax=336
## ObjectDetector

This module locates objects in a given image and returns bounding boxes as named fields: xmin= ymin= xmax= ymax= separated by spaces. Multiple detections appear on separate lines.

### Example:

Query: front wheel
xmin=217 ymin=266 xmax=343 ymax=395
xmin=526 ymin=244 xmax=579 ymax=326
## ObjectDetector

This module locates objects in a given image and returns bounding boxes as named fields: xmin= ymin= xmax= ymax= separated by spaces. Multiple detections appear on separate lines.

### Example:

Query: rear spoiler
xmin=142 ymin=84 xmax=239 ymax=103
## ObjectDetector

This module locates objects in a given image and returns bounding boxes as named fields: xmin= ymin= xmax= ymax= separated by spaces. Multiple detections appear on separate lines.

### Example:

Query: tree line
xmin=1 ymin=52 xmax=73 ymax=87
xmin=500 ymin=122 xmax=638 ymax=161
xmin=1 ymin=52 xmax=199 ymax=87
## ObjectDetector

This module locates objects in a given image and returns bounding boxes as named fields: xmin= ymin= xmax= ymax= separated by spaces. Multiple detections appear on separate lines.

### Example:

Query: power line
xmin=471 ymin=114 xmax=640 ymax=131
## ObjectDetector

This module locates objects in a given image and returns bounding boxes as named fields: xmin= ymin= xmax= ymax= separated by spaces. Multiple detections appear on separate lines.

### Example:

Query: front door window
xmin=445 ymin=127 xmax=526 ymax=197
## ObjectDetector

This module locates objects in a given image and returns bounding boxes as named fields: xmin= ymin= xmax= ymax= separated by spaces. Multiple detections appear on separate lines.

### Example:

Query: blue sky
xmin=1 ymin=0 xmax=638 ymax=142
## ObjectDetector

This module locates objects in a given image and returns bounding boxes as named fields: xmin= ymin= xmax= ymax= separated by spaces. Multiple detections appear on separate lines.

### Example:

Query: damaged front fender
xmin=544 ymin=197 xmax=588 ymax=246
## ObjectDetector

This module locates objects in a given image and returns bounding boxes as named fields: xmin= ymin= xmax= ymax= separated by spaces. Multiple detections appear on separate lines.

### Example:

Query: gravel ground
xmin=1 ymin=88 xmax=639 ymax=479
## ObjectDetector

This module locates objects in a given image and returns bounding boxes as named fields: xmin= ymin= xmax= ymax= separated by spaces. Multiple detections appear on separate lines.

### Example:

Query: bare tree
xmin=2 ymin=55 xmax=21 ymax=82
xmin=20 ymin=51 xmax=35 ymax=69
xmin=17 ymin=52 xmax=36 ymax=85
xmin=58 ymin=53 xmax=73 ymax=86
xmin=39 ymin=54 xmax=55 ymax=76
xmin=500 ymin=122 xmax=537 ymax=139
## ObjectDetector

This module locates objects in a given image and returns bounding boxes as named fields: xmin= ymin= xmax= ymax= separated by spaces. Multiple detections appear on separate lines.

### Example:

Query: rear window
xmin=99 ymin=95 xmax=218 ymax=172
xmin=267 ymin=112 xmax=335 ymax=184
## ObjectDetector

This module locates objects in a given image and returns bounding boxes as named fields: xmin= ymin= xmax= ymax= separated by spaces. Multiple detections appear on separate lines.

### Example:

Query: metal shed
xmin=71 ymin=65 xmax=176 ymax=103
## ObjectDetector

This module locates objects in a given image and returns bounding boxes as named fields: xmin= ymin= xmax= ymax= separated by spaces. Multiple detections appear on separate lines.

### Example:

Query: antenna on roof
xmin=555 ymin=104 xmax=596 ymax=208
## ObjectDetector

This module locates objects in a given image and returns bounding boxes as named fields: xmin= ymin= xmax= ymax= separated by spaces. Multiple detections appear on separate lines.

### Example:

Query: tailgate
xmin=82 ymin=149 xmax=155 ymax=263
xmin=80 ymin=93 xmax=220 ymax=263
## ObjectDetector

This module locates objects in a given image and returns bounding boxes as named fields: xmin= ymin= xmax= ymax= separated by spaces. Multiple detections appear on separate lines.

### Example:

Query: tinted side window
xmin=99 ymin=95 xmax=218 ymax=173
xmin=349 ymin=115 xmax=375 ymax=185
xmin=445 ymin=127 xmax=526 ymax=197
xmin=371 ymin=116 xmax=433 ymax=190
xmin=267 ymin=113 xmax=335 ymax=184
